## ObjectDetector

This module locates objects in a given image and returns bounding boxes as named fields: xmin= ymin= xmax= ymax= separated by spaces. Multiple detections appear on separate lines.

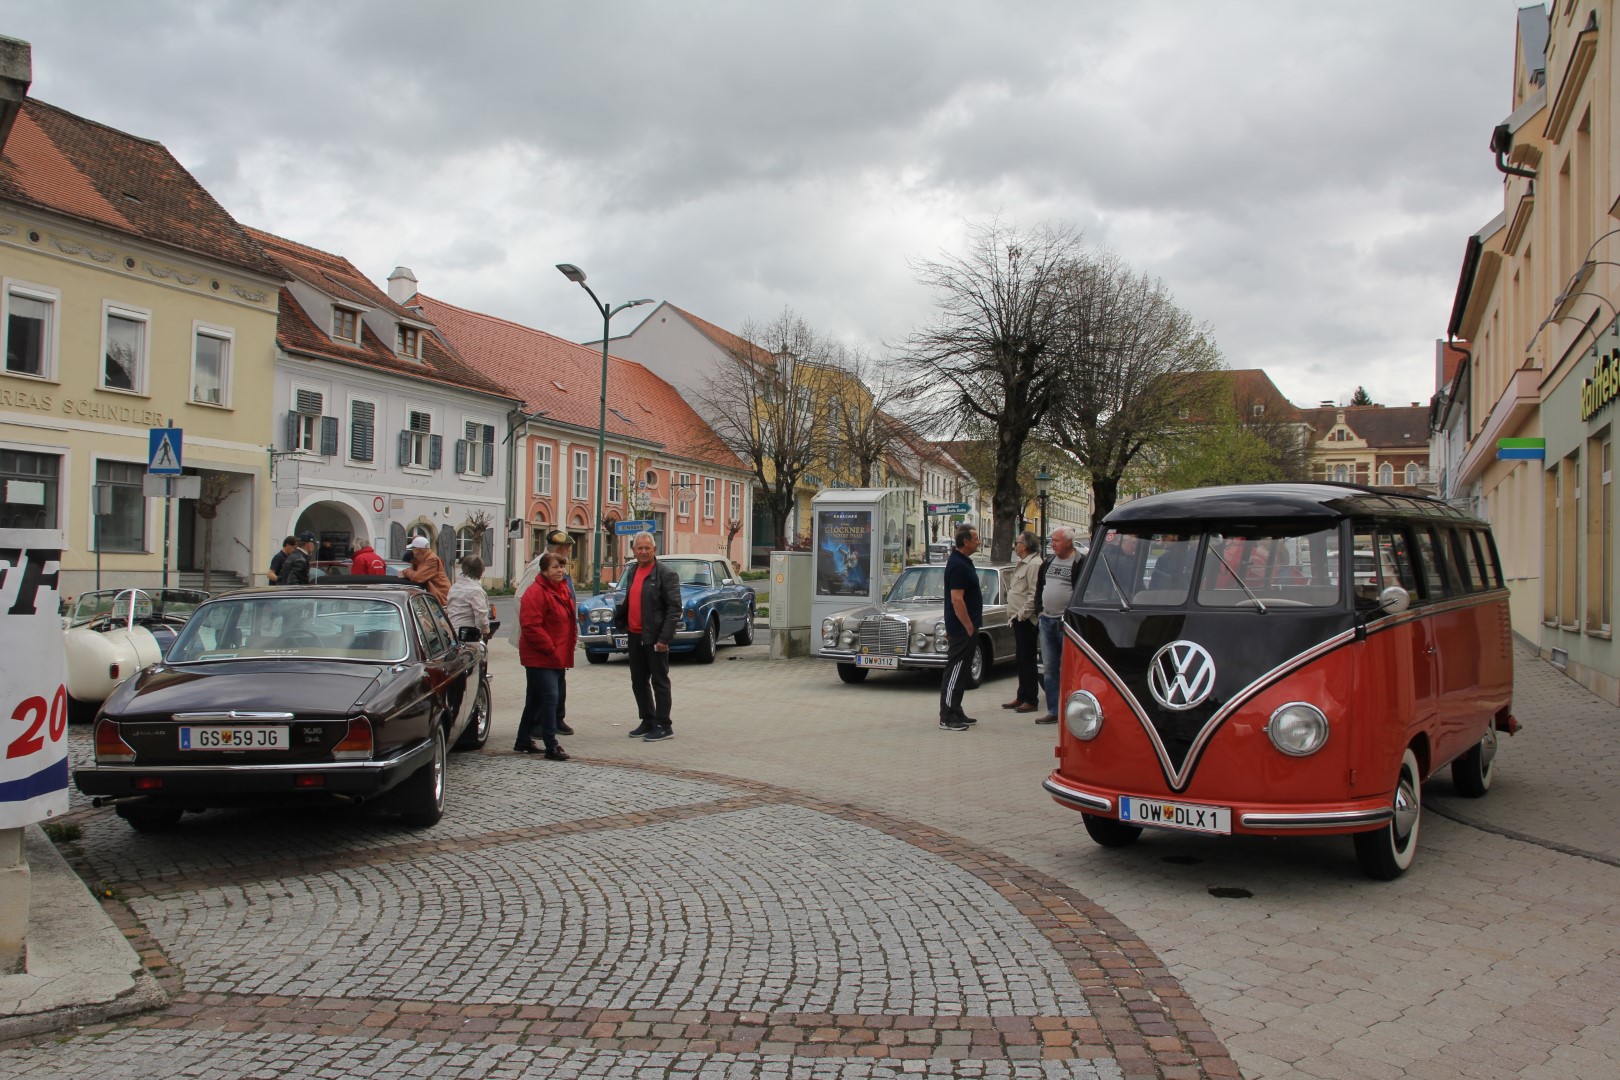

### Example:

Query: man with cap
xmin=545 ymin=530 xmax=578 ymax=736
xmin=401 ymin=535 xmax=451 ymax=605
xmin=268 ymin=535 xmax=297 ymax=584
xmin=281 ymin=532 xmax=316 ymax=586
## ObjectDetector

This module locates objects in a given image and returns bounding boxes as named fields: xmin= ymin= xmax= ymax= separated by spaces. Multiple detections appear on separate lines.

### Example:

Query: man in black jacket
xmin=280 ymin=532 xmax=316 ymax=586
xmin=614 ymin=532 xmax=682 ymax=742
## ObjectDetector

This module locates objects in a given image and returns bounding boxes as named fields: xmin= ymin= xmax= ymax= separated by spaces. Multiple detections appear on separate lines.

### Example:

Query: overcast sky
xmin=4 ymin=1 xmax=1530 ymax=412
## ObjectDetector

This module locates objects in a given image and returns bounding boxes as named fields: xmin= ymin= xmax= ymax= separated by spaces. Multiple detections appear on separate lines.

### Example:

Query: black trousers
xmin=939 ymin=633 xmax=976 ymax=718
xmin=627 ymin=636 xmax=673 ymax=728
xmin=1012 ymin=618 xmax=1039 ymax=705
xmin=557 ymin=669 xmax=567 ymax=721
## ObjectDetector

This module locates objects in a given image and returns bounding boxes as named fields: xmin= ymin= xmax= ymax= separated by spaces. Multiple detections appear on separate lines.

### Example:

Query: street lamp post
xmin=1035 ymin=465 xmax=1052 ymax=558
xmin=556 ymin=264 xmax=652 ymax=594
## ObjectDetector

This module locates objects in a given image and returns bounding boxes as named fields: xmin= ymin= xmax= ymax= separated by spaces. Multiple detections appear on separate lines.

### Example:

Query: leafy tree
xmin=898 ymin=221 xmax=1084 ymax=561
xmin=1156 ymin=400 xmax=1289 ymax=490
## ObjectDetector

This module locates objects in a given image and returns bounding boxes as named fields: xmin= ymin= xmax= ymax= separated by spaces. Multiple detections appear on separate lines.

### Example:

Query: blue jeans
xmin=1038 ymin=614 xmax=1065 ymax=716
xmin=518 ymin=666 xmax=562 ymax=749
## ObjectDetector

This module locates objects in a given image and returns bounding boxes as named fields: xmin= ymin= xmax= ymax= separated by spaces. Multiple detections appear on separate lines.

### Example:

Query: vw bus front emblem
xmin=1147 ymin=640 xmax=1217 ymax=711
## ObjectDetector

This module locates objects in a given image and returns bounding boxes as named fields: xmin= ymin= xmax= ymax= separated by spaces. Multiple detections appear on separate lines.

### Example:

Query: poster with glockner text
xmin=0 ymin=531 xmax=69 ymax=828
xmin=816 ymin=509 xmax=873 ymax=597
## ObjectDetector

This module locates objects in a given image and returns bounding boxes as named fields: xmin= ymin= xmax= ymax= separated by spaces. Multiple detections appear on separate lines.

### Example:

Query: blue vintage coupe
xmin=578 ymin=556 xmax=756 ymax=663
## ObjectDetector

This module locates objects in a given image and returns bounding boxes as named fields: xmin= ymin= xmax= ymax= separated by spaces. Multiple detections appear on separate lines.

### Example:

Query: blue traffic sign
xmin=148 ymin=427 xmax=183 ymax=475
xmin=615 ymin=519 xmax=657 ymax=535
xmin=927 ymin=502 xmax=970 ymax=514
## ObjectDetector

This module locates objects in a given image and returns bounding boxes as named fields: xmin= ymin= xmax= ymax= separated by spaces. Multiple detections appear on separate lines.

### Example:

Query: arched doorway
xmin=293 ymin=500 xmax=368 ymax=563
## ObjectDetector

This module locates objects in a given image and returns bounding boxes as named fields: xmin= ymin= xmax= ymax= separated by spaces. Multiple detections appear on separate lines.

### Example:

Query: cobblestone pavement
xmin=8 ymin=635 xmax=1616 ymax=1079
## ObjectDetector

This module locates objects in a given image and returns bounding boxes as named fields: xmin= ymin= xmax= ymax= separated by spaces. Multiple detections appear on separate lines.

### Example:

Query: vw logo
xmin=1147 ymin=640 xmax=1217 ymax=711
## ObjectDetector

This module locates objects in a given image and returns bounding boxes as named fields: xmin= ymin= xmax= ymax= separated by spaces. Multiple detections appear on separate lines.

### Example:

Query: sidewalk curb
xmin=0 ymin=971 xmax=167 ymax=1044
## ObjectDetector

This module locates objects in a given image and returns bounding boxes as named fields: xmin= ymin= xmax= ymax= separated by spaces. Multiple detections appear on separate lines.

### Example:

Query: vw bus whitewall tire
xmin=1354 ymin=747 xmax=1422 ymax=880
xmin=1450 ymin=726 xmax=1496 ymax=798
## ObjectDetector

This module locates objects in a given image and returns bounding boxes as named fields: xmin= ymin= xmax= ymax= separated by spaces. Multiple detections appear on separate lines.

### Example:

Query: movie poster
xmin=816 ymin=509 xmax=873 ymax=597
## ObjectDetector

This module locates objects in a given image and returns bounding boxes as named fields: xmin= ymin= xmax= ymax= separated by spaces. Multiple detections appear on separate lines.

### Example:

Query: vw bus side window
xmin=1367 ymin=528 xmax=1419 ymax=604
xmin=1411 ymin=528 xmax=1449 ymax=599
xmin=1195 ymin=524 xmax=1340 ymax=608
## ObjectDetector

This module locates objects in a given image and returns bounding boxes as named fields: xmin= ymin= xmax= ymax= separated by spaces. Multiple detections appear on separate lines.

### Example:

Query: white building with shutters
xmin=250 ymin=230 xmax=519 ymax=579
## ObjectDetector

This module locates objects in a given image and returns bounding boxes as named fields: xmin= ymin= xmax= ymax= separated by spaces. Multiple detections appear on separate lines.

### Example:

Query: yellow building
xmin=1447 ymin=3 xmax=1620 ymax=701
xmin=0 ymin=83 xmax=283 ymax=594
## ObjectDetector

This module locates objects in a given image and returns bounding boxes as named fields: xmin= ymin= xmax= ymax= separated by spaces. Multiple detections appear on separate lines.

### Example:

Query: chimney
xmin=0 ymin=36 xmax=31 ymax=156
xmin=387 ymin=266 xmax=419 ymax=305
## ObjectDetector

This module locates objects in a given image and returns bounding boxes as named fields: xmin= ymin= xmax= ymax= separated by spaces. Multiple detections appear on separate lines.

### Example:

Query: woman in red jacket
xmin=515 ymin=552 xmax=576 ymax=760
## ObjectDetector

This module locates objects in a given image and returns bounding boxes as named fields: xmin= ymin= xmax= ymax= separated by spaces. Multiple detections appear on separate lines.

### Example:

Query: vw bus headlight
xmin=1267 ymin=702 xmax=1329 ymax=757
xmin=1064 ymin=690 xmax=1103 ymax=741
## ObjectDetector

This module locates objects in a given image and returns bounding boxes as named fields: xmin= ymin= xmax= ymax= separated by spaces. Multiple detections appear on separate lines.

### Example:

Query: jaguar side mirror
xmin=456 ymin=625 xmax=483 ymax=642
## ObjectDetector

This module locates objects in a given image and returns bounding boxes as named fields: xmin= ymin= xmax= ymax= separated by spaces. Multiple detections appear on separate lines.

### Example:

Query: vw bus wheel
xmin=1082 ymin=813 xmax=1143 ymax=848
xmin=1354 ymin=748 xmax=1421 ymax=880
xmin=1449 ymin=727 xmax=1496 ymax=798
xmin=836 ymin=662 xmax=869 ymax=684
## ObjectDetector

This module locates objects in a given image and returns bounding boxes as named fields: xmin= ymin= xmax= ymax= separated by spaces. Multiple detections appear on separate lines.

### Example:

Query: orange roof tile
xmin=414 ymin=293 xmax=745 ymax=473
xmin=0 ymin=99 xmax=282 ymax=278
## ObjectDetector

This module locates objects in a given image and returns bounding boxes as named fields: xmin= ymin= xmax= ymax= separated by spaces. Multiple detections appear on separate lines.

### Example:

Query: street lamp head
xmin=1036 ymin=465 xmax=1052 ymax=498
xmin=556 ymin=263 xmax=587 ymax=284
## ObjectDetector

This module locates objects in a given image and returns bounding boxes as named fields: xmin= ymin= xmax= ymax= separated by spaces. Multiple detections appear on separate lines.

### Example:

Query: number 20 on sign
xmin=0 ymin=535 xmax=71 ymax=827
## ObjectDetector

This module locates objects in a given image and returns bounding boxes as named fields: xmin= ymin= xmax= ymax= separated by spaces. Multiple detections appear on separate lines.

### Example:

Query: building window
xmin=534 ymin=443 xmax=552 ymax=496
xmin=0 ymin=448 xmax=59 ymax=528
xmin=1605 ymin=440 xmax=1614 ymax=631
xmin=1252 ymin=403 xmax=1265 ymax=417
xmin=1559 ymin=456 xmax=1579 ymax=626
xmin=396 ymin=325 xmax=420 ymax=357
xmin=457 ymin=420 xmax=494 ymax=477
xmin=677 ymin=472 xmax=693 ymax=515
xmin=1378 ymin=463 xmax=1393 ymax=486
xmin=401 ymin=408 xmax=438 ymax=470
xmin=572 ymin=450 xmax=589 ymax=501
xmin=333 ymin=307 xmax=359 ymax=343
xmin=456 ymin=525 xmax=478 ymax=561
xmin=348 ymin=397 xmax=377 ymax=464
xmin=703 ymin=476 xmax=716 ymax=518
xmin=102 ymin=304 xmax=148 ymax=393
xmin=729 ymin=482 xmax=742 ymax=523
xmin=287 ymin=387 xmax=335 ymax=454
xmin=1332 ymin=464 xmax=1349 ymax=483
xmin=95 ymin=460 xmax=146 ymax=553
xmin=608 ymin=457 xmax=623 ymax=504
xmin=191 ymin=323 xmax=232 ymax=406
xmin=1405 ymin=463 xmax=1419 ymax=486
xmin=1587 ymin=435 xmax=1612 ymax=633
xmin=3 ymin=282 xmax=56 ymax=379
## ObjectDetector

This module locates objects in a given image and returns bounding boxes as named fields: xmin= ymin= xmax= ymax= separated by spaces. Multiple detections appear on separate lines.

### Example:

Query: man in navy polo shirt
xmin=939 ymin=523 xmax=983 ymax=731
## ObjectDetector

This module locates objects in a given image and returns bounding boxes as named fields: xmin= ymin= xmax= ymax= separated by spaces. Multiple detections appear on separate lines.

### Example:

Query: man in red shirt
xmin=616 ymin=532 xmax=682 ymax=741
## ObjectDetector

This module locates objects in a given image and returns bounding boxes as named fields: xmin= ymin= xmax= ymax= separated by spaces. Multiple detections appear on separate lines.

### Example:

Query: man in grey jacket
xmin=1001 ymin=530 xmax=1042 ymax=715
xmin=614 ymin=532 xmax=683 ymax=742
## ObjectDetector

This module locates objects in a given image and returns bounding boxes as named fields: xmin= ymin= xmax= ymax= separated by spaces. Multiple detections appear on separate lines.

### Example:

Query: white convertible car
xmin=64 ymin=588 xmax=209 ymax=722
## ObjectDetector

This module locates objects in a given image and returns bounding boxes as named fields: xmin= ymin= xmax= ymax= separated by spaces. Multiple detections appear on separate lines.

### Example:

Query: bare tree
xmin=194 ymin=473 xmax=239 ymax=591
xmin=823 ymin=342 xmax=915 ymax=487
xmin=690 ymin=308 xmax=836 ymax=550
xmin=898 ymin=221 xmax=1084 ymax=561
xmin=1042 ymin=252 xmax=1225 ymax=524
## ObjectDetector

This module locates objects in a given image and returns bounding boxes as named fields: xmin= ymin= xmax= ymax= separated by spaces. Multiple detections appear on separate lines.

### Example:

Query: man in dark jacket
xmin=280 ymin=532 xmax=315 ymax=586
xmin=614 ymin=531 xmax=682 ymax=742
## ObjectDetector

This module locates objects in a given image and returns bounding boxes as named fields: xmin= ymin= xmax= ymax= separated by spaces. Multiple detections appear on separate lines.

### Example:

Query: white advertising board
xmin=0 ymin=530 xmax=69 ymax=827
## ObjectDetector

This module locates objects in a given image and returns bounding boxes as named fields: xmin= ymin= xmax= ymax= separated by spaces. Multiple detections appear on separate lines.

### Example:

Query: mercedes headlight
xmin=1267 ymin=702 xmax=1329 ymax=757
xmin=840 ymin=629 xmax=856 ymax=648
xmin=1064 ymin=690 xmax=1103 ymax=741
xmin=821 ymin=617 xmax=840 ymax=645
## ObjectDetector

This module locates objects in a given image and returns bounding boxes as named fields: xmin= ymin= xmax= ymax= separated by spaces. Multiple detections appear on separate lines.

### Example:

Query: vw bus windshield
xmin=1076 ymin=522 xmax=1343 ymax=610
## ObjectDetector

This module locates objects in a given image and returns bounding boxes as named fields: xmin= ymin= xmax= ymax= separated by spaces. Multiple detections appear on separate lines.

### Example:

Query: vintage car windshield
xmin=1079 ymin=523 xmax=1342 ymax=609
xmin=885 ymin=566 xmax=946 ymax=602
xmin=167 ymin=596 xmax=410 ymax=662
xmin=615 ymin=559 xmax=721 ymax=588
xmin=67 ymin=588 xmax=210 ymax=627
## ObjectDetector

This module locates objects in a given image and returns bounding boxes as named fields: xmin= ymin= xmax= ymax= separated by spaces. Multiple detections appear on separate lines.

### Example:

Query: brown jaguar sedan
xmin=74 ymin=583 xmax=490 ymax=833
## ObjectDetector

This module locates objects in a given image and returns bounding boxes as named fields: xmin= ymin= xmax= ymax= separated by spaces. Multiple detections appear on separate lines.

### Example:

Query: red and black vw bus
xmin=1043 ymin=483 xmax=1515 ymax=879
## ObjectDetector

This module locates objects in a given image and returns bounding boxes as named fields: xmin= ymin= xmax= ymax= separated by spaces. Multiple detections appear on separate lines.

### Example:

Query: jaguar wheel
xmin=694 ymin=617 xmax=719 ymax=664
xmin=585 ymin=651 xmax=607 ymax=664
xmin=734 ymin=611 xmax=755 ymax=646
xmin=1081 ymin=813 xmax=1142 ymax=848
xmin=117 ymin=805 xmax=183 ymax=833
xmin=455 ymin=678 xmax=491 ymax=751
xmin=1353 ymin=747 xmax=1421 ymax=880
xmin=398 ymin=724 xmax=446 ymax=828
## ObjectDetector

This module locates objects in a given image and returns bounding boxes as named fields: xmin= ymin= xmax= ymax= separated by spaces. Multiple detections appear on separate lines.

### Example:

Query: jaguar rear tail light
xmin=94 ymin=718 xmax=136 ymax=763
xmin=334 ymin=716 xmax=374 ymax=761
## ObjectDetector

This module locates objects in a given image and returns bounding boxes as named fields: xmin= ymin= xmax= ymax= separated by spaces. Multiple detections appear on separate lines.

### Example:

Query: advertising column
xmin=0 ymin=531 xmax=70 ymax=972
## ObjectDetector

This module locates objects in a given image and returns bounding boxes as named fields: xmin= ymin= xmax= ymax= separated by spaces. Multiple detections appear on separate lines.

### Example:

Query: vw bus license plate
xmin=1118 ymin=795 xmax=1230 ymax=834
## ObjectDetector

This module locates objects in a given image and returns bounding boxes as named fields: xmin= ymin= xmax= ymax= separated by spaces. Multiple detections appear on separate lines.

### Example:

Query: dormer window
xmin=333 ymin=307 xmax=360 ymax=343
xmin=397 ymin=325 xmax=421 ymax=357
xmin=1252 ymin=403 xmax=1265 ymax=417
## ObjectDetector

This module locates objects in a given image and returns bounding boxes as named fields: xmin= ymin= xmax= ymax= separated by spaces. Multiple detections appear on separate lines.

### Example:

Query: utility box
xmin=808 ymin=487 xmax=908 ymax=657
xmin=768 ymin=550 xmax=811 ymax=658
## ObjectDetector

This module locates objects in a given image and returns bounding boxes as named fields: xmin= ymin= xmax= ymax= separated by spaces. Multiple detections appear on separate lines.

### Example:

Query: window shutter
xmin=285 ymin=411 xmax=300 ymax=451
xmin=455 ymin=439 xmax=469 ymax=474
xmin=320 ymin=415 xmax=339 ymax=456
xmin=482 ymin=426 xmax=496 ymax=477
xmin=481 ymin=528 xmax=494 ymax=563
xmin=398 ymin=430 xmax=411 ymax=467
xmin=428 ymin=434 xmax=443 ymax=471
xmin=389 ymin=521 xmax=407 ymax=560
xmin=351 ymin=401 xmax=375 ymax=462
xmin=437 ymin=524 xmax=454 ymax=567
xmin=296 ymin=389 xmax=323 ymax=415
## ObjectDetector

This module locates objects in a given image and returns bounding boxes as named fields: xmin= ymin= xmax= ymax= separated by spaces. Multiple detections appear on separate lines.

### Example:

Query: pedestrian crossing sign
xmin=148 ymin=427 xmax=183 ymax=475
